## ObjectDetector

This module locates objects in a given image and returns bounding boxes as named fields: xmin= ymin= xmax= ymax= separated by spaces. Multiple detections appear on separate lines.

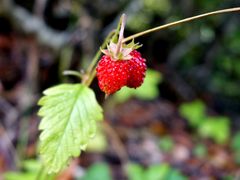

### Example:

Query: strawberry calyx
xmin=101 ymin=40 xmax=142 ymax=61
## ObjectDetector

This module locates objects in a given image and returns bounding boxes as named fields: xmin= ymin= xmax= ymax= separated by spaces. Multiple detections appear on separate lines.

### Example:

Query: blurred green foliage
xmin=81 ymin=163 xmax=112 ymax=180
xmin=4 ymin=159 xmax=43 ymax=180
xmin=86 ymin=128 xmax=108 ymax=153
xmin=127 ymin=0 xmax=170 ymax=31
xmin=231 ymin=132 xmax=240 ymax=165
xmin=158 ymin=136 xmax=174 ymax=152
xmin=198 ymin=116 xmax=229 ymax=144
xmin=143 ymin=0 xmax=170 ymax=15
xmin=180 ymin=100 xmax=230 ymax=144
xmin=193 ymin=143 xmax=207 ymax=158
xmin=231 ymin=132 xmax=240 ymax=151
xmin=127 ymin=163 xmax=187 ymax=180
xmin=179 ymin=100 xmax=206 ymax=127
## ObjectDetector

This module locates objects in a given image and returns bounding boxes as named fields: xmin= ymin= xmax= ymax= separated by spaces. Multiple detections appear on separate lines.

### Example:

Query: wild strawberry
xmin=96 ymin=55 xmax=129 ymax=95
xmin=96 ymin=45 xmax=147 ymax=95
xmin=127 ymin=50 xmax=147 ymax=88
xmin=96 ymin=14 xmax=147 ymax=95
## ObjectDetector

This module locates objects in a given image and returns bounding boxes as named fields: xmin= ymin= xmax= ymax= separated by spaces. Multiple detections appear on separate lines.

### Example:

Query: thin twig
xmin=84 ymin=30 xmax=116 ymax=86
xmin=63 ymin=70 xmax=83 ymax=79
xmin=0 ymin=123 xmax=21 ymax=168
xmin=101 ymin=121 xmax=128 ymax=165
xmin=85 ymin=31 xmax=115 ymax=75
xmin=115 ymin=14 xmax=126 ymax=56
xmin=123 ymin=7 xmax=240 ymax=43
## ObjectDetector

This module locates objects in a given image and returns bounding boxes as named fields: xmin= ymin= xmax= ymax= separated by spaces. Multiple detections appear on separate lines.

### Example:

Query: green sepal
xmin=124 ymin=39 xmax=142 ymax=50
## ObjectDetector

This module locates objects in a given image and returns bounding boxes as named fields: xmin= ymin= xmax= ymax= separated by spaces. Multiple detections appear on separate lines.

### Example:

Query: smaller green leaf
xmin=231 ymin=132 xmax=240 ymax=151
xmin=4 ymin=159 xmax=41 ymax=180
xmin=179 ymin=100 xmax=206 ymax=127
xmin=127 ymin=163 xmax=144 ymax=180
xmin=22 ymin=159 xmax=41 ymax=172
xmin=166 ymin=169 xmax=187 ymax=180
xmin=81 ymin=163 xmax=112 ymax=180
xmin=143 ymin=0 xmax=170 ymax=15
xmin=127 ymin=163 xmax=186 ymax=180
xmin=145 ymin=164 xmax=170 ymax=180
xmin=38 ymin=84 xmax=103 ymax=173
xmin=4 ymin=172 xmax=36 ymax=180
xmin=193 ymin=143 xmax=207 ymax=158
xmin=159 ymin=136 xmax=174 ymax=152
xmin=198 ymin=116 xmax=230 ymax=144
xmin=234 ymin=152 xmax=240 ymax=165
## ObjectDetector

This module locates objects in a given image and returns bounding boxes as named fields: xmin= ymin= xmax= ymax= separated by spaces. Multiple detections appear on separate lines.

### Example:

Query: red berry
xmin=127 ymin=50 xmax=147 ymax=88
xmin=96 ymin=55 xmax=129 ymax=95
xmin=96 ymin=50 xmax=147 ymax=95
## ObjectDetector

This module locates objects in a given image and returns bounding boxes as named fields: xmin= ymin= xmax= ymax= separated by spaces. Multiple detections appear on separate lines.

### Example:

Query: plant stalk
xmin=123 ymin=7 xmax=240 ymax=43
xmin=83 ymin=30 xmax=115 ymax=86
xmin=115 ymin=14 xmax=126 ymax=56
xmin=63 ymin=70 xmax=83 ymax=79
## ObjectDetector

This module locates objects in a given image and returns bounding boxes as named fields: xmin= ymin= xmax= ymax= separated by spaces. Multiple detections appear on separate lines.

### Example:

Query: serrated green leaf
xmin=38 ymin=84 xmax=103 ymax=173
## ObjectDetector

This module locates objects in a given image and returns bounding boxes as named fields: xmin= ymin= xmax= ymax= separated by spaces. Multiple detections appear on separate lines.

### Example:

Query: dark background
xmin=0 ymin=0 xmax=240 ymax=179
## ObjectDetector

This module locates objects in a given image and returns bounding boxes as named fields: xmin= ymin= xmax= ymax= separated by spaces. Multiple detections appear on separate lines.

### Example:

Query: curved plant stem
xmin=86 ymin=30 xmax=115 ymax=76
xmin=84 ymin=30 xmax=115 ymax=86
xmin=123 ymin=7 xmax=240 ymax=43
xmin=101 ymin=121 xmax=128 ymax=165
xmin=63 ymin=70 xmax=83 ymax=79
xmin=85 ymin=68 xmax=97 ymax=87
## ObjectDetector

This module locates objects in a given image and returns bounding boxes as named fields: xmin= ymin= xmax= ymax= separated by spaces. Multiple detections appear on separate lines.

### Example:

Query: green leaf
xmin=38 ymin=84 xmax=103 ymax=173
xmin=81 ymin=163 xmax=112 ymax=180
xmin=4 ymin=172 xmax=37 ymax=180
xmin=198 ymin=116 xmax=230 ymax=144
xmin=127 ymin=163 xmax=144 ymax=180
xmin=22 ymin=159 xmax=41 ymax=172
xmin=179 ymin=100 xmax=206 ymax=127
xmin=166 ymin=169 xmax=187 ymax=180
xmin=193 ymin=143 xmax=207 ymax=158
xmin=145 ymin=164 xmax=170 ymax=180
xmin=4 ymin=159 xmax=48 ymax=180
xmin=159 ymin=136 xmax=174 ymax=152
xmin=127 ymin=163 xmax=187 ymax=180
xmin=234 ymin=152 xmax=240 ymax=165
xmin=231 ymin=132 xmax=240 ymax=151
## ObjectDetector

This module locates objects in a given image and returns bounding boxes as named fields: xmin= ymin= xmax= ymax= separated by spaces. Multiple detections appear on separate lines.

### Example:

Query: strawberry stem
xmin=86 ymin=30 xmax=115 ymax=76
xmin=115 ymin=14 xmax=126 ymax=57
xmin=123 ymin=7 xmax=240 ymax=43
xmin=83 ymin=30 xmax=116 ymax=86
